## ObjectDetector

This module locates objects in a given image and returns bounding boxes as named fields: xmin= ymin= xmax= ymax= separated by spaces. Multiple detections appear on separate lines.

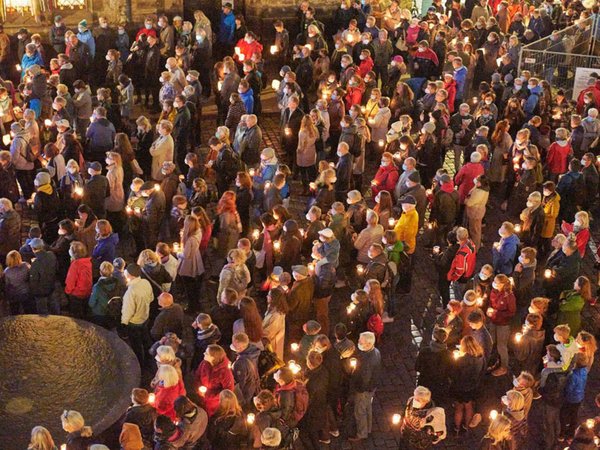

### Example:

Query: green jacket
xmin=557 ymin=289 xmax=585 ymax=336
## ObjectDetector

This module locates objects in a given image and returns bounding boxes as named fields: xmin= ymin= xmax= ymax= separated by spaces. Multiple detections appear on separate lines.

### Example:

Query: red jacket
xmin=155 ymin=378 xmax=186 ymax=421
xmin=135 ymin=27 xmax=158 ymax=41
xmin=489 ymin=289 xmax=516 ymax=326
xmin=235 ymin=39 xmax=263 ymax=63
xmin=345 ymin=83 xmax=365 ymax=110
xmin=65 ymin=257 xmax=92 ymax=298
xmin=195 ymin=358 xmax=235 ymax=417
xmin=546 ymin=142 xmax=572 ymax=175
xmin=561 ymin=222 xmax=590 ymax=257
xmin=454 ymin=162 xmax=484 ymax=204
xmin=358 ymin=57 xmax=374 ymax=78
xmin=447 ymin=239 xmax=477 ymax=282
xmin=372 ymin=164 xmax=400 ymax=197
xmin=443 ymin=79 xmax=457 ymax=113
xmin=577 ymin=81 xmax=600 ymax=114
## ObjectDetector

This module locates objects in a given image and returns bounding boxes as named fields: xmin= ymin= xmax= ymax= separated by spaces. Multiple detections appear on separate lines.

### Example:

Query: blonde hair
xmin=485 ymin=415 xmax=512 ymax=445
xmin=575 ymin=211 xmax=589 ymax=229
xmin=61 ymin=410 xmax=92 ymax=436
xmin=99 ymin=261 xmax=114 ymax=277
xmin=554 ymin=324 xmax=571 ymax=341
xmin=6 ymin=250 xmax=22 ymax=268
xmin=460 ymin=335 xmax=484 ymax=357
xmin=216 ymin=389 xmax=242 ymax=417
xmin=530 ymin=297 xmax=550 ymax=315
xmin=106 ymin=151 xmax=122 ymax=168
xmin=69 ymin=241 xmax=87 ymax=259
xmin=156 ymin=364 xmax=179 ymax=388
xmin=505 ymin=389 xmax=525 ymax=412
xmin=28 ymin=426 xmax=55 ymax=450
xmin=137 ymin=249 xmax=160 ymax=267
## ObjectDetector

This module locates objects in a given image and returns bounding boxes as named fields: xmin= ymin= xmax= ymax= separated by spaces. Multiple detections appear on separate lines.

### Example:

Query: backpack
xmin=457 ymin=240 xmax=477 ymax=282
xmin=226 ymin=266 xmax=250 ymax=293
xmin=271 ymin=416 xmax=299 ymax=449
xmin=18 ymin=136 xmax=36 ymax=162
xmin=106 ymin=296 xmax=123 ymax=319
xmin=258 ymin=344 xmax=285 ymax=379
xmin=290 ymin=382 xmax=309 ymax=425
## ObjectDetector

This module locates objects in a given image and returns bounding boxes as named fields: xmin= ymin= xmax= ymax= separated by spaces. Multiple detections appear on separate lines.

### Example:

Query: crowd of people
xmin=0 ymin=0 xmax=599 ymax=449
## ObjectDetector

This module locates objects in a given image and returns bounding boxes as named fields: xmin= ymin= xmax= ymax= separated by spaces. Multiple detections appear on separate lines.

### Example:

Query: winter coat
xmin=431 ymin=187 xmax=460 ymax=226
xmin=83 ymin=174 xmax=109 ymax=219
xmin=297 ymin=129 xmax=317 ymax=167
xmin=149 ymin=135 xmax=174 ymax=181
xmin=354 ymin=224 xmax=384 ymax=264
xmin=4 ymin=263 xmax=29 ymax=298
xmin=0 ymin=163 xmax=19 ymax=204
xmin=542 ymin=193 xmax=560 ymax=238
xmin=492 ymin=233 xmax=519 ymax=275
xmin=195 ymin=358 xmax=235 ymax=416
xmin=0 ymin=209 xmax=21 ymax=256
xmin=489 ymin=289 xmax=516 ymax=326
xmin=232 ymin=344 xmax=261 ymax=408
xmin=88 ymin=276 xmax=123 ymax=317
xmin=105 ymin=165 xmax=124 ymax=212
xmin=178 ymin=230 xmax=205 ymax=278
xmin=29 ymin=250 xmax=58 ymax=296
xmin=65 ymin=257 xmax=92 ymax=298
xmin=455 ymin=162 xmax=485 ymax=204
xmin=171 ymin=404 xmax=208 ymax=448
xmin=263 ymin=309 xmax=286 ymax=360
xmin=448 ymin=239 xmax=477 ymax=282
xmin=450 ymin=353 xmax=485 ymax=394
xmin=287 ymin=276 xmax=315 ymax=326
xmin=394 ymin=209 xmax=418 ymax=254
xmin=155 ymin=379 xmax=186 ymax=421
xmin=546 ymin=141 xmax=572 ymax=175
xmin=415 ymin=341 xmax=451 ymax=396
xmin=239 ymin=125 xmax=262 ymax=166
xmin=372 ymin=164 xmax=399 ymax=197
xmin=513 ymin=328 xmax=545 ymax=376
xmin=301 ymin=365 xmax=329 ymax=429
xmin=92 ymin=233 xmax=119 ymax=265
xmin=561 ymin=222 xmax=590 ymax=258
xmin=522 ymin=205 xmax=545 ymax=249
xmin=126 ymin=404 xmax=158 ymax=447
xmin=557 ymin=289 xmax=585 ymax=335
xmin=564 ymin=367 xmax=588 ymax=404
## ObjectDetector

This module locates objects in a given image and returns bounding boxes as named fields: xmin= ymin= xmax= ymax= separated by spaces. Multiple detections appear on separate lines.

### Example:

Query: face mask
xmin=341 ymin=62 xmax=348 ymax=69
xmin=245 ymin=37 xmax=252 ymax=44
xmin=514 ymin=85 xmax=522 ymax=91
xmin=528 ymin=84 xmax=535 ymax=90
xmin=492 ymin=281 xmax=499 ymax=290
xmin=362 ymin=39 xmax=369 ymax=45
xmin=58 ymin=228 xmax=67 ymax=236
xmin=118 ymin=29 xmax=125 ymax=35
xmin=196 ymin=35 xmax=204 ymax=42
xmin=359 ymin=55 xmax=365 ymax=60
xmin=337 ymin=151 xmax=343 ymax=157
xmin=526 ymin=201 xmax=534 ymax=208
xmin=105 ymin=55 xmax=111 ymax=61
xmin=381 ymin=160 xmax=389 ymax=167
xmin=554 ymin=333 xmax=560 ymax=342
xmin=487 ymin=36 xmax=494 ymax=42
xmin=418 ymin=47 xmax=425 ymax=52
xmin=100 ymin=23 xmax=108 ymax=29
xmin=402 ymin=163 xmax=408 ymax=171
xmin=479 ymin=271 xmax=489 ymax=281
xmin=78 ymin=27 xmax=86 ymax=33
xmin=159 ymin=77 xmax=164 ymax=83
xmin=574 ymin=220 xmax=581 ymax=228
xmin=412 ymin=399 xmax=423 ymax=409
xmin=331 ymin=94 xmax=338 ymax=100
xmin=518 ymin=256 xmax=525 ymax=264
xmin=335 ymin=44 xmax=340 ymax=49
xmin=584 ymin=99 xmax=592 ymax=104
xmin=425 ymin=88 xmax=431 ymax=94
xmin=68 ymin=167 xmax=77 ymax=174
xmin=88 ymin=169 xmax=95 ymax=177
xmin=485 ymin=99 xmax=492 ymax=105
xmin=105 ymin=158 xmax=114 ymax=166
xmin=145 ymin=24 xmax=152 ymax=29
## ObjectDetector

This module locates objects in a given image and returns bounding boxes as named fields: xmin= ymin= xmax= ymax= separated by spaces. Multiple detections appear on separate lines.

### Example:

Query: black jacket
xmin=125 ymin=404 xmax=157 ymax=445
xmin=29 ymin=250 xmax=58 ymax=296
xmin=173 ymin=106 xmax=191 ymax=145
xmin=70 ymin=42 xmax=91 ymax=78
xmin=415 ymin=341 xmax=451 ymax=396
xmin=349 ymin=347 xmax=381 ymax=393
xmin=0 ymin=163 xmax=19 ymax=203
xmin=210 ymin=303 xmax=240 ymax=348
xmin=335 ymin=153 xmax=353 ymax=195
xmin=0 ymin=208 xmax=20 ymax=256
xmin=83 ymin=174 xmax=110 ymax=219
xmin=522 ymin=206 xmax=545 ymax=248
xmin=214 ymin=145 xmax=239 ymax=186
xmin=33 ymin=188 xmax=61 ymax=225
xmin=144 ymin=44 xmax=162 ymax=81
xmin=431 ymin=189 xmax=459 ymax=226
xmin=301 ymin=365 xmax=329 ymax=428
xmin=144 ymin=190 xmax=166 ymax=240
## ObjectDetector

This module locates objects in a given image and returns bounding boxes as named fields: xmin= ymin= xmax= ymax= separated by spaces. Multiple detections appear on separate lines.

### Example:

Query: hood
xmin=120 ymin=423 xmax=143 ymax=450
xmin=238 ymin=343 xmax=261 ymax=361
xmin=441 ymin=181 xmax=455 ymax=193
xmin=99 ymin=232 xmax=119 ymax=246
xmin=213 ymin=357 xmax=232 ymax=373
xmin=342 ymin=124 xmax=357 ymax=134
xmin=529 ymin=85 xmax=542 ymax=95
xmin=415 ymin=48 xmax=439 ymax=65
xmin=371 ymin=253 xmax=388 ymax=265
xmin=60 ymin=62 xmax=73 ymax=70
xmin=503 ymin=233 xmax=519 ymax=246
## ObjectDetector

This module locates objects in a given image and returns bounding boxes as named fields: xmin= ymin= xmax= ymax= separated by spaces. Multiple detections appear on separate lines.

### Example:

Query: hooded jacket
xmin=372 ymin=163 xmax=399 ymax=197
xmin=513 ymin=328 xmax=545 ymax=375
xmin=195 ymin=358 xmax=235 ymax=416
xmin=232 ymin=344 xmax=261 ymax=408
xmin=65 ymin=257 xmax=92 ymax=298
xmin=92 ymin=232 xmax=119 ymax=265
xmin=492 ymin=233 xmax=519 ymax=275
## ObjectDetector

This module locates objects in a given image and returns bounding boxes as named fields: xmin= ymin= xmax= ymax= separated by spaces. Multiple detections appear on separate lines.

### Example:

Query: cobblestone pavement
xmin=19 ymin=112 xmax=600 ymax=449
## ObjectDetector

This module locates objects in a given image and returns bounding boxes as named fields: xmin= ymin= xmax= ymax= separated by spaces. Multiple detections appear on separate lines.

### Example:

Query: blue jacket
xmin=77 ymin=29 xmax=96 ymax=58
xmin=557 ymin=171 xmax=582 ymax=199
xmin=92 ymin=233 xmax=119 ymax=265
xmin=564 ymin=367 xmax=588 ymax=403
xmin=21 ymin=51 xmax=44 ymax=76
xmin=317 ymin=239 xmax=341 ymax=268
xmin=218 ymin=12 xmax=236 ymax=45
xmin=528 ymin=17 xmax=544 ymax=37
xmin=524 ymin=85 xmax=542 ymax=119
xmin=240 ymin=88 xmax=254 ymax=114
xmin=492 ymin=233 xmax=519 ymax=275
xmin=453 ymin=66 xmax=468 ymax=99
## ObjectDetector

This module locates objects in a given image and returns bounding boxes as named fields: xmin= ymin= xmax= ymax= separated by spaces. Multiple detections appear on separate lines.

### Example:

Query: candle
xmin=44 ymin=119 xmax=52 ymax=127
xmin=349 ymin=357 xmax=357 ymax=369
xmin=388 ymin=218 xmax=396 ymax=228
xmin=356 ymin=264 xmax=364 ymax=275
xmin=378 ymin=139 xmax=384 ymax=147
xmin=74 ymin=187 xmax=83 ymax=197
xmin=433 ymin=246 xmax=440 ymax=254
xmin=173 ymin=242 xmax=180 ymax=253
xmin=309 ymin=182 xmax=316 ymax=190
xmin=514 ymin=224 xmax=521 ymax=233
xmin=544 ymin=269 xmax=552 ymax=279
xmin=288 ymin=360 xmax=301 ymax=374
xmin=60 ymin=445 xmax=66 ymax=450
xmin=270 ymin=45 xmax=278 ymax=54
xmin=427 ymin=223 xmax=433 ymax=230
xmin=392 ymin=413 xmax=402 ymax=425
xmin=284 ymin=127 xmax=292 ymax=136
xmin=586 ymin=418 xmax=595 ymax=429
xmin=271 ymin=79 xmax=281 ymax=90
xmin=487 ymin=307 xmax=494 ymax=317
xmin=426 ymin=189 xmax=432 ymax=196
xmin=234 ymin=46 xmax=241 ymax=55
xmin=281 ymin=285 xmax=289 ymax=293
xmin=361 ymin=106 xmax=366 ymax=114
xmin=272 ymin=210 xmax=278 ymax=220
xmin=307 ymin=262 xmax=315 ymax=273
xmin=126 ymin=206 xmax=132 ymax=214
xmin=291 ymin=343 xmax=299 ymax=352
xmin=347 ymin=303 xmax=357 ymax=314
xmin=347 ymin=34 xmax=355 ymax=43
xmin=134 ymin=207 xmax=141 ymax=214
xmin=305 ymin=43 xmax=313 ymax=51
xmin=472 ymin=96 xmax=478 ymax=105
xmin=514 ymin=332 xmax=522 ymax=343
xmin=2 ymin=134 xmax=9 ymax=145
xmin=371 ymin=180 xmax=378 ymax=186
xmin=154 ymin=184 xmax=161 ymax=191
xmin=273 ymin=240 xmax=281 ymax=251
xmin=453 ymin=350 xmax=461 ymax=359
xmin=16 ymin=64 xmax=22 ymax=71
xmin=239 ymin=53 xmax=245 ymax=61
xmin=252 ymin=229 xmax=260 ymax=240
xmin=249 ymin=168 xmax=255 ymax=176
xmin=299 ymin=228 xmax=305 ymax=237
xmin=217 ymin=81 xmax=223 ymax=90
xmin=198 ymin=386 xmax=207 ymax=396
xmin=149 ymin=393 xmax=156 ymax=403
xmin=329 ymin=162 xmax=335 ymax=168
xmin=247 ymin=413 xmax=255 ymax=424
xmin=489 ymin=410 xmax=498 ymax=420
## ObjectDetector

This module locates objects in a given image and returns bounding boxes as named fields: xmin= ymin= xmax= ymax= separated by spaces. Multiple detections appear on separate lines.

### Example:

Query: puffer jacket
xmin=92 ymin=233 xmax=119 ymax=265
xmin=232 ymin=344 xmax=261 ymax=408
xmin=0 ymin=208 xmax=21 ymax=256
xmin=65 ymin=257 xmax=92 ymax=298
xmin=195 ymin=358 xmax=235 ymax=417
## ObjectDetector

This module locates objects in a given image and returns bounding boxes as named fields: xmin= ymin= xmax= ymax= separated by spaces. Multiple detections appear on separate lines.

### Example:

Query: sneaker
xmin=491 ymin=367 xmax=508 ymax=377
xmin=533 ymin=392 xmax=542 ymax=400
xmin=330 ymin=430 xmax=340 ymax=437
xmin=469 ymin=413 xmax=482 ymax=428
xmin=347 ymin=436 xmax=364 ymax=442
xmin=319 ymin=438 xmax=331 ymax=444
xmin=381 ymin=312 xmax=395 ymax=323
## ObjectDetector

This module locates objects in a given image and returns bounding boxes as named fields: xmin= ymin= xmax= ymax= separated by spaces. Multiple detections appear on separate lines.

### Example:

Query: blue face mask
xmin=402 ymin=164 xmax=408 ymax=171
xmin=196 ymin=35 xmax=204 ymax=42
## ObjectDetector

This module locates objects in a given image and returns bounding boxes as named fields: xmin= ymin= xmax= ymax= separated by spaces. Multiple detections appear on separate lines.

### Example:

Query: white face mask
xmin=554 ymin=333 xmax=561 ymax=342
xmin=479 ymin=271 xmax=490 ymax=281
xmin=518 ymin=256 xmax=525 ymax=264
xmin=68 ymin=167 xmax=77 ymax=174
xmin=473 ymin=178 xmax=479 ymax=185
xmin=88 ymin=168 xmax=96 ymax=177
xmin=526 ymin=201 xmax=534 ymax=208
xmin=492 ymin=281 xmax=499 ymax=290
xmin=58 ymin=228 xmax=67 ymax=236
xmin=337 ymin=151 xmax=343 ymax=157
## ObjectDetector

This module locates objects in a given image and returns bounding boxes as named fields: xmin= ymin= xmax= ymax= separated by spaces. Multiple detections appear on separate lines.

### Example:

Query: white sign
xmin=573 ymin=67 xmax=600 ymax=100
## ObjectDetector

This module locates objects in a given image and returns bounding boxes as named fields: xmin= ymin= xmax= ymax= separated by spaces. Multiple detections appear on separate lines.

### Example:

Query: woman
xmin=61 ymin=410 xmax=93 ymax=450
xmin=4 ymin=250 xmax=31 ymax=314
xmin=464 ymin=175 xmax=490 ymax=250
xmin=105 ymin=151 xmax=125 ymax=232
xmin=215 ymin=191 xmax=242 ymax=259
xmin=262 ymin=287 xmax=288 ymax=360
xmin=33 ymin=171 xmax=61 ymax=243
xmin=27 ymin=426 xmax=56 ymax=450
xmin=300 ymin=351 xmax=329 ymax=450
xmin=217 ymin=248 xmax=251 ymax=304
xmin=74 ymin=205 xmax=98 ymax=256
xmin=502 ymin=390 xmax=527 ymax=448
xmin=172 ymin=396 xmax=208 ymax=449
xmin=373 ymin=190 xmax=393 ymax=230
xmin=297 ymin=115 xmax=318 ymax=195
xmin=137 ymin=249 xmax=172 ymax=306
xmin=450 ymin=335 xmax=486 ymax=435
xmin=88 ymin=261 xmax=123 ymax=328
xmin=235 ymin=171 xmax=253 ymax=237
xmin=276 ymin=219 xmax=303 ymax=272
xmin=49 ymin=219 xmax=77 ymax=284
xmin=389 ymin=82 xmax=414 ymax=119
xmin=557 ymin=276 xmax=591 ymax=336
xmin=561 ymin=211 xmax=590 ymax=258
xmin=487 ymin=274 xmax=517 ymax=376
xmin=194 ymin=206 xmax=213 ymax=254
xmin=178 ymin=215 xmax=205 ymax=312
xmin=480 ymin=415 xmax=515 ymax=450
xmin=64 ymin=241 xmax=92 ymax=319
xmin=43 ymin=143 xmax=66 ymax=186
xmin=207 ymin=389 xmax=248 ymax=450
xmin=310 ymin=168 xmax=336 ymax=213
xmin=365 ymin=278 xmax=385 ymax=325
xmin=149 ymin=120 xmax=175 ymax=181
xmin=114 ymin=132 xmax=137 ymax=194
xmin=416 ymin=122 xmax=439 ymax=188
xmin=576 ymin=331 xmax=597 ymax=369
xmin=62 ymin=132 xmax=84 ymax=167
xmin=194 ymin=344 xmax=235 ymax=417
xmin=541 ymin=181 xmax=561 ymax=256
xmin=234 ymin=296 xmax=265 ymax=350
xmin=354 ymin=210 xmax=384 ymax=264
xmin=92 ymin=219 xmax=119 ymax=266
xmin=154 ymin=364 xmax=186 ymax=422
xmin=487 ymin=120 xmax=513 ymax=192
xmin=135 ymin=116 xmax=155 ymax=178
xmin=59 ymin=159 xmax=84 ymax=219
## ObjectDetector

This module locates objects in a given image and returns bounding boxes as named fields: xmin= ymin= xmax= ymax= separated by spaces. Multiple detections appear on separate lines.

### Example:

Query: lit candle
xmin=217 ymin=81 xmax=223 ymax=90
xmin=288 ymin=360 xmax=301 ymax=374
xmin=586 ymin=418 xmax=595 ymax=429
xmin=270 ymin=45 xmax=278 ymax=54
xmin=489 ymin=410 xmax=498 ymax=420
xmin=347 ymin=303 xmax=357 ymax=314
xmin=239 ymin=53 xmax=245 ymax=61
xmin=44 ymin=119 xmax=52 ymax=127
xmin=472 ymin=96 xmax=478 ymax=105
xmin=371 ymin=180 xmax=378 ymax=187
xmin=272 ymin=211 xmax=278 ymax=220
xmin=234 ymin=46 xmax=241 ymax=55
xmin=361 ymin=106 xmax=366 ymax=114
xmin=453 ymin=350 xmax=461 ymax=359
xmin=329 ymin=162 xmax=335 ymax=168
xmin=273 ymin=240 xmax=281 ymax=251
xmin=149 ymin=393 xmax=156 ymax=403
xmin=134 ymin=207 xmax=141 ymax=214
xmin=426 ymin=189 xmax=432 ymax=196
xmin=308 ymin=262 xmax=315 ymax=273
xmin=514 ymin=333 xmax=522 ymax=343
xmin=299 ymin=228 xmax=305 ymax=237
xmin=388 ymin=218 xmax=396 ymax=228
xmin=291 ymin=343 xmax=299 ymax=352
xmin=249 ymin=168 xmax=255 ymax=176
xmin=126 ymin=206 xmax=133 ymax=214
xmin=284 ymin=127 xmax=292 ymax=136
xmin=544 ymin=269 xmax=552 ymax=279
xmin=60 ymin=445 xmax=66 ymax=450
xmin=427 ymin=223 xmax=433 ymax=230
xmin=347 ymin=34 xmax=355 ymax=43
xmin=305 ymin=43 xmax=313 ymax=51
xmin=74 ymin=187 xmax=83 ymax=197
xmin=173 ymin=242 xmax=180 ymax=253
xmin=378 ymin=139 xmax=384 ymax=147
xmin=349 ymin=357 xmax=357 ymax=369
xmin=514 ymin=224 xmax=521 ymax=233
xmin=281 ymin=285 xmax=289 ymax=293
xmin=246 ymin=413 xmax=255 ymax=424
xmin=356 ymin=264 xmax=364 ymax=275
xmin=2 ymin=134 xmax=10 ymax=145
xmin=433 ymin=246 xmax=440 ymax=254
xmin=271 ymin=79 xmax=281 ymax=90
xmin=252 ymin=229 xmax=260 ymax=240
xmin=198 ymin=386 xmax=207 ymax=396
xmin=476 ymin=296 xmax=484 ymax=306
xmin=392 ymin=413 xmax=402 ymax=425
xmin=154 ymin=184 xmax=160 ymax=191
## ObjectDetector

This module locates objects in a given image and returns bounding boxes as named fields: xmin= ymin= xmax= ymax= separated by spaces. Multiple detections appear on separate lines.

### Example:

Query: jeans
xmin=489 ymin=323 xmax=510 ymax=369
xmin=543 ymin=402 xmax=561 ymax=450
xmin=35 ymin=295 xmax=60 ymax=315
xmin=354 ymin=391 xmax=374 ymax=439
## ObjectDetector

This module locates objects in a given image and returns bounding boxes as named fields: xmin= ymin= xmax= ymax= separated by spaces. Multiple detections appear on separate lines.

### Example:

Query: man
xmin=172 ymin=95 xmax=191 ymax=172
xmin=165 ymin=57 xmax=187 ymax=95
xmin=287 ymin=265 xmax=315 ymax=342
xmin=121 ymin=263 xmax=154 ymax=367
xmin=86 ymin=106 xmax=116 ymax=163
xmin=218 ymin=2 xmax=236 ymax=57
xmin=243 ymin=60 xmax=262 ymax=115
xmin=404 ymin=171 xmax=427 ymax=229
xmin=413 ymin=40 xmax=439 ymax=80
xmin=280 ymin=95 xmax=304 ymax=173
xmin=581 ymin=152 xmax=599 ymax=211
xmin=150 ymin=292 xmax=184 ymax=341
xmin=230 ymin=332 xmax=261 ymax=409
xmin=313 ymin=258 xmax=336 ymax=337
xmin=0 ymin=151 xmax=19 ymax=203
xmin=394 ymin=157 xmax=417 ymax=201
xmin=394 ymin=194 xmax=419 ymax=256
xmin=29 ymin=238 xmax=59 ymax=315
xmin=447 ymin=227 xmax=476 ymax=298
xmin=140 ymin=180 xmax=166 ymax=250
xmin=144 ymin=34 xmax=162 ymax=110
xmin=348 ymin=331 xmax=381 ymax=442
xmin=334 ymin=142 xmax=353 ymax=202
xmin=94 ymin=16 xmax=115 ymax=84
xmin=452 ymin=57 xmax=468 ymax=105
xmin=211 ymin=136 xmax=238 ymax=196
xmin=238 ymin=114 xmax=262 ymax=167
xmin=372 ymin=29 xmax=393 ymax=88
xmin=220 ymin=60 xmax=241 ymax=124
xmin=0 ymin=198 xmax=21 ymax=263
xmin=72 ymin=80 xmax=93 ymax=137
xmin=9 ymin=122 xmax=34 ymax=200
xmin=49 ymin=15 xmax=67 ymax=54
xmin=82 ymin=161 xmax=110 ymax=219
xmin=415 ymin=327 xmax=451 ymax=400
xmin=449 ymin=103 xmax=476 ymax=172
xmin=210 ymin=288 xmax=240 ymax=348
xmin=158 ymin=15 xmax=175 ymax=59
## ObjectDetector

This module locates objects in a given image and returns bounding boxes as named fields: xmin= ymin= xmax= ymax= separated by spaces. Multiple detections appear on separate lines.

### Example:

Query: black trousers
xmin=126 ymin=322 xmax=151 ymax=369
xmin=16 ymin=169 xmax=34 ymax=199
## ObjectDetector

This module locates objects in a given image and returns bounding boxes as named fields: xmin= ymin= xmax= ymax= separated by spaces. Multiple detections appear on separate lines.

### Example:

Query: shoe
xmin=330 ymin=430 xmax=340 ymax=437
xmin=319 ymin=438 xmax=331 ymax=444
xmin=347 ymin=436 xmax=364 ymax=442
xmin=491 ymin=367 xmax=508 ymax=377
xmin=533 ymin=393 xmax=542 ymax=400
xmin=381 ymin=312 xmax=395 ymax=323
xmin=469 ymin=413 xmax=482 ymax=428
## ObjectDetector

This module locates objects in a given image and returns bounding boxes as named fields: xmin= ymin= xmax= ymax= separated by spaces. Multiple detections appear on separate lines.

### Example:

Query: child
xmin=512 ymin=247 xmax=537 ymax=314
xmin=554 ymin=324 xmax=577 ymax=370
xmin=299 ymin=320 xmax=322 ymax=363
xmin=512 ymin=371 xmax=535 ymax=418
xmin=467 ymin=310 xmax=493 ymax=363
xmin=169 ymin=195 xmax=188 ymax=243
xmin=434 ymin=299 xmax=463 ymax=348
xmin=276 ymin=164 xmax=291 ymax=208
xmin=501 ymin=390 xmax=528 ymax=447
xmin=184 ymin=153 xmax=202 ymax=194
xmin=238 ymin=79 xmax=254 ymax=114
xmin=459 ymin=290 xmax=482 ymax=337
xmin=263 ymin=173 xmax=285 ymax=212
xmin=191 ymin=313 xmax=222 ymax=370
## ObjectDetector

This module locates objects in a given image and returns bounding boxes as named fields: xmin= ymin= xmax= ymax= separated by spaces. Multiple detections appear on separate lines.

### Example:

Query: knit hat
xmin=390 ymin=121 xmax=403 ymax=133
xmin=422 ymin=122 xmax=436 ymax=134
xmin=119 ymin=423 xmax=144 ymax=450
xmin=400 ymin=195 xmax=416 ymax=205
xmin=261 ymin=428 xmax=282 ymax=447
xmin=346 ymin=190 xmax=362 ymax=205
xmin=79 ymin=19 xmax=88 ymax=29
xmin=291 ymin=265 xmax=309 ymax=277
xmin=407 ymin=171 xmax=421 ymax=183
xmin=54 ymin=15 xmax=62 ymax=21
xmin=34 ymin=171 xmax=51 ymax=186
xmin=392 ymin=55 xmax=404 ymax=65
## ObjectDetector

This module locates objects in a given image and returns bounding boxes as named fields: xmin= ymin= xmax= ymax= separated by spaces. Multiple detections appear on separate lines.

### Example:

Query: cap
xmin=29 ymin=238 xmax=45 ymax=250
xmin=346 ymin=190 xmax=362 ymax=205
xmin=188 ymin=70 xmax=199 ymax=78
xmin=291 ymin=265 xmax=309 ymax=277
xmin=113 ymin=257 xmax=126 ymax=270
xmin=56 ymin=119 xmax=70 ymax=128
xmin=318 ymin=228 xmax=334 ymax=239
xmin=173 ymin=15 xmax=183 ymax=21
xmin=35 ymin=171 xmax=51 ymax=186
xmin=223 ymin=2 xmax=233 ymax=7
xmin=407 ymin=171 xmax=421 ymax=183
xmin=10 ymin=122 xmax=22 ymax=132
xmin=400 ymin=195 xmax=416 ymax=205
xmin=125 ymin=263 xmax=141 ymax=277
xmin=304 ymin=320 xmax=321 ymax=333
xmin=87 ymin=161 xmax=102 ymax=172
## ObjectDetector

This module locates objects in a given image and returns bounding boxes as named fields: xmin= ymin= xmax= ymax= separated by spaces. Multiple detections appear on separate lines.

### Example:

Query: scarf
xmin=37 ymin=183 xmax=53 ymax=195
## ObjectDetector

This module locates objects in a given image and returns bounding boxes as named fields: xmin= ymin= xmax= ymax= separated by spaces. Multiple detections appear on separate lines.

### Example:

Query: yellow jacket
xmin=394 ymin=209 xmax=419 ymax=254
xmin=542 ymin=193 xmax=560 ymax=238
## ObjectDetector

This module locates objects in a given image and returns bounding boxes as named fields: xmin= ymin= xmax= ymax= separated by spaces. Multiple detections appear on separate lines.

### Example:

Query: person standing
xmin=9 ymin=122 xmax=34 ymax=200
xmin=29 ymin=238 xmax=59 ymax=315
xmin=487 ymin=274 xmax=516 ymax=377
xmin=64 ymin=241 xmax=92 ymax=319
